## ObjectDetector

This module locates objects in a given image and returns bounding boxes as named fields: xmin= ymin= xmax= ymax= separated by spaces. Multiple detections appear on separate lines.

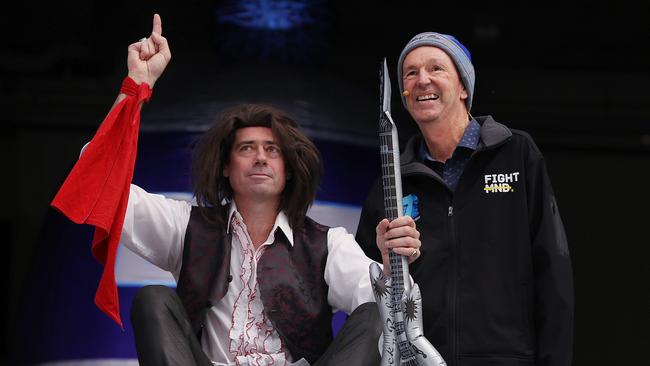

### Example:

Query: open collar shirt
xmin=419 ymin=118 xmax=481 ymax=191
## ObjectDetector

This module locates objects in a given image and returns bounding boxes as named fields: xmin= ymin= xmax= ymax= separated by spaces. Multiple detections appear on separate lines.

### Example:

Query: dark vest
xmin=176 ymin=206 xmax=333 ymax=364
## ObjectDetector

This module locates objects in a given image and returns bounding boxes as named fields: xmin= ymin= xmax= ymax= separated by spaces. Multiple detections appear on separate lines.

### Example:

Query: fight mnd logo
xmin=484 ymin=172 xmax=520 ymax=193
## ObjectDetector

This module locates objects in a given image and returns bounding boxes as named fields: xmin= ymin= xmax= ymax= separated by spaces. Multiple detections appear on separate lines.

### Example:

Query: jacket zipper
xmin=447 ymin=203 xmax=458 ymax=363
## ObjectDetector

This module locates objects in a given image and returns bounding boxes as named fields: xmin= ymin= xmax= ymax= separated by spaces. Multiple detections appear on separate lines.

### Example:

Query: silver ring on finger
xmin=139 ymin=37 xmax=148 ymax=42
xmin=410 ymin=249 xmax=418 ymax=257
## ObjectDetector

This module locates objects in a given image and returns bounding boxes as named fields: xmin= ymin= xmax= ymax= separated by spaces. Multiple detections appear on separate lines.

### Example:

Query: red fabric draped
xmin=51 ymin=77 xmax=152 ymax=327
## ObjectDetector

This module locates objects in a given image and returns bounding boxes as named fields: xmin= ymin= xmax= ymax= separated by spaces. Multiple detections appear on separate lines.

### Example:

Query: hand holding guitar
xmin=376 ymin=216 xmax=421 ymax=275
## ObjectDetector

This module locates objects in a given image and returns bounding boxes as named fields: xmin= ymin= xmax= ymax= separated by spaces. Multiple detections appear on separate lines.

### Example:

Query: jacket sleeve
xmin=526 ymin=144 xmax=574 ymax=366
xmin=354 ymin=179 xmax=384 ymax=263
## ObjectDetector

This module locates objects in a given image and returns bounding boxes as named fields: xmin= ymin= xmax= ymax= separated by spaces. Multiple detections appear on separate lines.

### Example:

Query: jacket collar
xmin=475 ymin=115 xmax=512 ymax=150
xmin=402 ymin=115 xmax=512 ymax=167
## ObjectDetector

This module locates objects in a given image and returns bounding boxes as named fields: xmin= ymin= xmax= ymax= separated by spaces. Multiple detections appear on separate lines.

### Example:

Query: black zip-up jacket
xmin=356 ymin=116 xmax=574 ymax=366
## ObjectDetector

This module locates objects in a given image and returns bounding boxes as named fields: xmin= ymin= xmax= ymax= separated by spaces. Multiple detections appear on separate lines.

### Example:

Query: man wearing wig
xmin=52 ymin=14 xmax=423 ymax=366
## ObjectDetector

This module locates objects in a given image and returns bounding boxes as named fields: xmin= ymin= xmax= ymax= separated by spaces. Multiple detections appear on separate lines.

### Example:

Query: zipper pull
xmin=448 ymin=206 xmax=453 ymax=217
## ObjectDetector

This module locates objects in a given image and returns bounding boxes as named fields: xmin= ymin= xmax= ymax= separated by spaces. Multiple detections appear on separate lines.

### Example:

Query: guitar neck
xmin=379 ymin=116 xmax=403 ymax=221
xmin=379 ymin=112 xmax=409 ymax=298
xmin=377 ymin=59 xmax=426 ymax=365
xmin=381 ymin=119 xmax=419 ymax=366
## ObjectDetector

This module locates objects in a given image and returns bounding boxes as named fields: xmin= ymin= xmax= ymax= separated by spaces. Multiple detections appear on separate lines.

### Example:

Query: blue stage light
xmin=213 ymin=0 xmax=331 ymax=64
xmin=216 ymin=0 xmax=316 ymax=31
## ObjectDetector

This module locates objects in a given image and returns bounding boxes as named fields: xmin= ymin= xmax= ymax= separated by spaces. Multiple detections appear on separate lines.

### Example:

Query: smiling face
xmin=223 ymin=126 xmax=286 ymax=205
xmin=402 ymin=46 xmax=468 ymax=125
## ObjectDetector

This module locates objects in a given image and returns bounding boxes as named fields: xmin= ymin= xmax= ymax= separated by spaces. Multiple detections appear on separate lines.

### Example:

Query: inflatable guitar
xmin=369 ymin=58 xmax=446 ymax=366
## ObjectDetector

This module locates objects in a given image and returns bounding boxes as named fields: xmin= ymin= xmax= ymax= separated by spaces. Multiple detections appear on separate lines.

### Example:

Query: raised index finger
xmin=152 ymin=13 xmax=162 ymax=35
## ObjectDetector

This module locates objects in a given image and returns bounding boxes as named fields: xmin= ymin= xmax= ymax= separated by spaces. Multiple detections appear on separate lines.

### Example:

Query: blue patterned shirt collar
xmin=420 ymin=118 xmax=481 ymax=161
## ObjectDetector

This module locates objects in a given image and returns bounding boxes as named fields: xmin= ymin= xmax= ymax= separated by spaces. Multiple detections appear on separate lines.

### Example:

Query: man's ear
xmin=460 ymin=84 xmax=468 ymax=100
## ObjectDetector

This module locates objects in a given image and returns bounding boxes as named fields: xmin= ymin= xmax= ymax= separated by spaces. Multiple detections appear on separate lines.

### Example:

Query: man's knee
xmin=348 ymin=302 xmax=382 ymax=338
xmin=351 ymin=302 xmax=379 ymax=319
xmin=131 ymin=285 xmax=177 ymax=322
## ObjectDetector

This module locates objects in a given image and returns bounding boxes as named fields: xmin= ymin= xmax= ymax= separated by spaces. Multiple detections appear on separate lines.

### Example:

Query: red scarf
xmin=51 ymin=77 xmax=152 ymax=327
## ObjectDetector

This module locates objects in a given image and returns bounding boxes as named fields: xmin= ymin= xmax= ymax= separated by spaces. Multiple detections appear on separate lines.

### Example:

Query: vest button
xmin=206 ymin=300 xmax=213 ymax=308
xmin=227 ymin=274 xmax=233 ymax=282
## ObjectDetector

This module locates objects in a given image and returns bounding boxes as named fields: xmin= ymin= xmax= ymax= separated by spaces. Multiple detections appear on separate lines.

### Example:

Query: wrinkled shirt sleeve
xmin=121 ymin=184 xmax=192 ymax=277
xmin=324 ymin=226 xmax=377 ymax=314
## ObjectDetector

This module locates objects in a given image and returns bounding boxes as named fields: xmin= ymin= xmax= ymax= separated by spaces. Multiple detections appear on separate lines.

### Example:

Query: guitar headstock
xmin=379 ymin=58 xmax=394 ymax=133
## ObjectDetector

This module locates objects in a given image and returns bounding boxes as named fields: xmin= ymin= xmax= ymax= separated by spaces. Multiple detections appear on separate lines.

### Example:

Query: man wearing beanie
xmin=356 ymin=32 xmax=574 ymax=365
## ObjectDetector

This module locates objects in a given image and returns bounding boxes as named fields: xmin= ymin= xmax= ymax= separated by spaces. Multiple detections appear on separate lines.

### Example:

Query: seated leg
xmin=130 ymin=285 xmax=213 ymax=366
xmin=315 ymin=302 xmax=382 ymax=366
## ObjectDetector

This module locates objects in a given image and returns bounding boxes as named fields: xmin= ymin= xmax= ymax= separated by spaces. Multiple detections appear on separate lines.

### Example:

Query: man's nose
xmin=416 ymin=69 xmax=430 ymax=85
xmin=254 ymin=146 xmax=267 ymax=163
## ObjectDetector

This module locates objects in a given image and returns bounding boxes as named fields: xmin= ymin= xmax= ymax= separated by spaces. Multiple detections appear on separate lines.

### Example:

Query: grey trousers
xmin=131 ymin=285 xmax=382 ymax=366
